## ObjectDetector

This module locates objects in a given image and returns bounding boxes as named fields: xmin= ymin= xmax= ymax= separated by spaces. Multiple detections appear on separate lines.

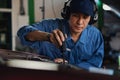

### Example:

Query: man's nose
xmin=76 ymin=17 xmax=83 ymax=25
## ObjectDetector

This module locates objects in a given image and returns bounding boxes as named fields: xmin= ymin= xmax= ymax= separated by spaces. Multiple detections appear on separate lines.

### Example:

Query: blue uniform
xmin=17 ymin=18 xmax=104 ymax=70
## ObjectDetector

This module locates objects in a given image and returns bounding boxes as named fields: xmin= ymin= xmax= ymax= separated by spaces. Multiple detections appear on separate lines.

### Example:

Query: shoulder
xmin=87 ymin=25 xmax=100 ymax=31
xmin=40 ymin=18 xmax=67 ymax=28
xmin=41 ymin=18 xmax=65 ymax=23
xmin=86 ymin=25 xmax=102 ymax=35
xmin=85 ymin=25 xmax=103 ymax=40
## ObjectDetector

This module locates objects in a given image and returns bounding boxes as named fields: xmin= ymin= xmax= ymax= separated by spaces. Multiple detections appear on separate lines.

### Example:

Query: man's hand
xmin=54 ymin=58 xmax=68 ymax=64
xmin=49 ymin=29 xmax=67 ymax=48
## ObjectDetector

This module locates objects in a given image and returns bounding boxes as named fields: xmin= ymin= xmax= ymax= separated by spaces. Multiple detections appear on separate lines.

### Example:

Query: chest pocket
xmin=76 ymin=43 xmax=94 ymax=61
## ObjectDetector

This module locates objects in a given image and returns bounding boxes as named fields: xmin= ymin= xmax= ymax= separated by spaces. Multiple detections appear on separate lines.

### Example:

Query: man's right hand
xmin=49 ymin=29 xmax=67 ymax=48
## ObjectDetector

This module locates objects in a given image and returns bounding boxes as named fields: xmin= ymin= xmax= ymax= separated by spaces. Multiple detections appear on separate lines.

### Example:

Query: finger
xmin=52 ymin=30 xmax=63 ymax=46
xmin=54 ymin=58 xmax=63 ymax=63
xmin=65 ymin=34 xmax=67 ymax=39
xmin=57 ymin=30 xmax=65 ymax=42
xmin=50 ymin=33 xmax=59 ymax=47
xmin=54 ymin=58 xmax=68 ymax=63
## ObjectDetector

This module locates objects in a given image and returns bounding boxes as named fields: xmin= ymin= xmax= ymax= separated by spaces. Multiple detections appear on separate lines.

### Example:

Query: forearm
xmin=25 ymin=29 xmax=66 ymax=47
xmin=25 ymin=30 xmax=50 ymax=42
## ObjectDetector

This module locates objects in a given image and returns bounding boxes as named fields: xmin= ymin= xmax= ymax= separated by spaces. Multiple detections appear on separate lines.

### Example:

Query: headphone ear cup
xmin=61 ymin=6 xmax=70 ymax=19
xmin=93 ymin=12 xmax=98 ymax=22
xmin=89 ymin=0 xmax=98 ymax=25
xmin=61 ymin=6 xmax=67 ymax=19
xmin=61 ymin=0 xmax=71 ymax=19
xmin=89 ymin=12 xmax=98 ymax=24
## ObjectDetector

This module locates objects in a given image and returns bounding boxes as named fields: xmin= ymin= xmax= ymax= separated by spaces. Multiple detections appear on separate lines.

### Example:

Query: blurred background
xmin=0 ymin=0 xmax=120 ymax=69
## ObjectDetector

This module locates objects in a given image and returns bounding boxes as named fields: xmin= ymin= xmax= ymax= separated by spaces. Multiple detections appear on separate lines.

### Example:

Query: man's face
xmin=69 ymin=13 xmax=91 ymax=34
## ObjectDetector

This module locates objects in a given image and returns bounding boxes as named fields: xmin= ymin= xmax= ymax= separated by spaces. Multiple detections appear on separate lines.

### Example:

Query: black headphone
xmin=61 ymin=0 xmax=98 ymax=25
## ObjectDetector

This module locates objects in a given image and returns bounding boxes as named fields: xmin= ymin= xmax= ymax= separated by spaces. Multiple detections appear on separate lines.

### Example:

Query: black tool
xmin=58 ymin=20 xmax=66 ymax=64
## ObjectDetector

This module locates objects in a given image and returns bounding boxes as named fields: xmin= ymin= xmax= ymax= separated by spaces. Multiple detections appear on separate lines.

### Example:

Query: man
xmin=17 ymin=0 xmax=104 ymax=70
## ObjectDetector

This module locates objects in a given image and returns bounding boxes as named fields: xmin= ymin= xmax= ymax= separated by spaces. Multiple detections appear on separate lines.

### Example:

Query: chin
xmin=73 ymin=29 xmax=83 ymax=33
